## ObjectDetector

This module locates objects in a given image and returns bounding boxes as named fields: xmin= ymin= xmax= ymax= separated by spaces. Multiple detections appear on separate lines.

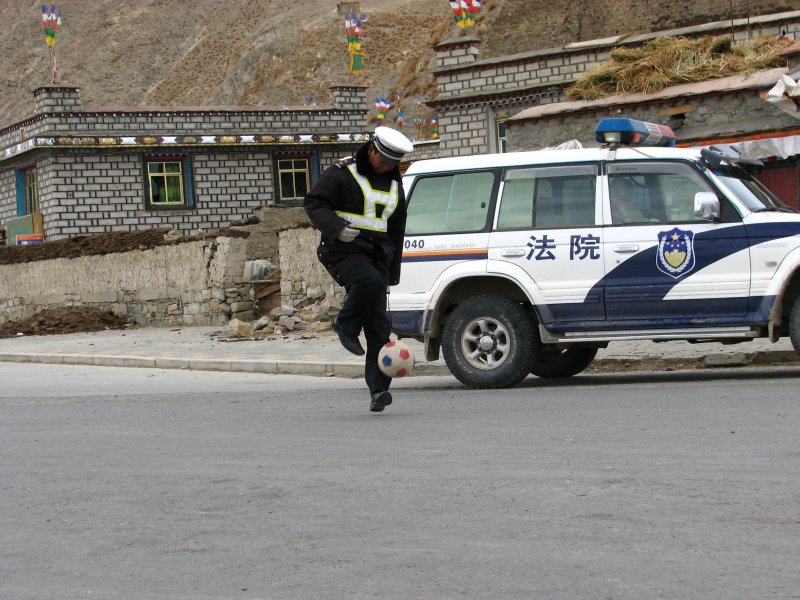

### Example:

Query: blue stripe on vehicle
xmin=591 ymin=223 xmax=800 ymax=304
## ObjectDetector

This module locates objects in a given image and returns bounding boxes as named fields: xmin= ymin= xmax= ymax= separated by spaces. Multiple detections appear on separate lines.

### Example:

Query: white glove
xmin=337 ymin=226 xmax=360 ymax=243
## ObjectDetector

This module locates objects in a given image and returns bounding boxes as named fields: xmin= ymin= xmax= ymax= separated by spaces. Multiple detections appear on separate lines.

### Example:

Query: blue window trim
xmin=15 ymin=170 xmax=26 ymax=216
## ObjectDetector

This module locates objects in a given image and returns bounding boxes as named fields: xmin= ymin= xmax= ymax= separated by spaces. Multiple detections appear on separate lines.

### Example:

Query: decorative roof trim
xmin=0 ymin=132 xmax=371 ymax=162
xmin=427 ymin=84 xmax=565 ymax=110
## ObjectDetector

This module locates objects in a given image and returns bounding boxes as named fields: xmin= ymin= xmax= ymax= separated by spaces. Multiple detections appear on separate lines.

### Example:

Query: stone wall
xmin=506 ymin=82 xmax=799 ymax=150
xmin=0 ymin=235 xmax=251 ymax=326
xmin=278 ymin=226 xmax=344 ymax=308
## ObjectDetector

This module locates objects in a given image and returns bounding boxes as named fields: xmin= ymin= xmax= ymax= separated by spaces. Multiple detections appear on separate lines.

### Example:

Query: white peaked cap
xmin=373 ymin=126 xmax=414 ymax=166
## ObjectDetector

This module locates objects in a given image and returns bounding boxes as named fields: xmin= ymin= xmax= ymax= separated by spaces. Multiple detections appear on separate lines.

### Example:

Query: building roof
xmin=508 ymin=67 xmax=788 ymax=123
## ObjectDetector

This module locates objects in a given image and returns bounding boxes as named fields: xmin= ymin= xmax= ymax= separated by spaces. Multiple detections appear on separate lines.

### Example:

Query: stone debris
xmin=221 ymin=287 xmax=337 ymax=339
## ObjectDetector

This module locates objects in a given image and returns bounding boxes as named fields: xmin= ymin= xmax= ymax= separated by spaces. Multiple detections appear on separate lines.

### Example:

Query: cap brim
xmin=376 ymin=152 xmax=401 ymax=166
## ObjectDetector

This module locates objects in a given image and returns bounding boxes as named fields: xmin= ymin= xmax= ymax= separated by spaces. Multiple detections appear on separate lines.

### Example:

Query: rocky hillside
xmin=0 ymin=0 xmax=796 ymax=127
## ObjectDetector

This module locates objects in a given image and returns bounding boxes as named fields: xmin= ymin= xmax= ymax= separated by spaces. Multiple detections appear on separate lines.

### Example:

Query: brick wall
xmin=431 ymin=11 xmax=800 ymax=157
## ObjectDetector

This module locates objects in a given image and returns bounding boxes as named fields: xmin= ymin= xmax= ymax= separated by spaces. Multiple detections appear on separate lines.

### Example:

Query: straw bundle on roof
xmin=567 ymin=35 xmax=791 ymax=101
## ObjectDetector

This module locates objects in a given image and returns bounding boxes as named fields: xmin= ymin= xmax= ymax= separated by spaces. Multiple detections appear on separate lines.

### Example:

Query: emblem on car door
xmin=656 ymin=227 xmax=696 ymax=278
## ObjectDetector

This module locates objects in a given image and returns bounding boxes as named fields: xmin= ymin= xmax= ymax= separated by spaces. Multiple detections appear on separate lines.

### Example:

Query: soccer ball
xmin=377 ymin=340 xmax=415 ymax=378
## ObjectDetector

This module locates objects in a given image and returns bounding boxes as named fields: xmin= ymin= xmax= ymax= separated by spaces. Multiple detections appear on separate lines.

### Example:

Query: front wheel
xmin=530 ymin=346 xmax=598 ymax=378
xmin=442 ymin=295 xmax=537 ymax=389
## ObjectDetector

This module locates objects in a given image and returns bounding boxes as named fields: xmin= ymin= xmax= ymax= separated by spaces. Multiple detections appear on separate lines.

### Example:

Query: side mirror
xmin=694 ymin=191 xmax=720 ymax=221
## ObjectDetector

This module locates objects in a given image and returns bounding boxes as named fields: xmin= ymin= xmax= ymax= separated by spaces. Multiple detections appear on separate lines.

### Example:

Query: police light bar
xmin=594 ymin=118 xmax=676 ymax=147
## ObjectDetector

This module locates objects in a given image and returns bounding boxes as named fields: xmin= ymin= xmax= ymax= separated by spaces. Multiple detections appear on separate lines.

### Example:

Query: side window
xmin=24 ymin=169 xmax=38 ymax=213
xmin=497 ymin=164 xmax=597 ymax=230
xmin=406 ymin=172 xmax=495 ymax=235
xmin=275 ymin=155 xmax=311 ymax=205
xmin=144 ymin=156 xmax=194 ymax=210
xmin=608 ymin=162 xmax=715 ymax=225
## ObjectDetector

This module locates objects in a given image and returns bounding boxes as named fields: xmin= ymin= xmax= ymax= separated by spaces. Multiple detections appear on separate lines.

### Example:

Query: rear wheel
xmin=442 ymin=295 xmax=537 ymax=389
xmin=530 ymin=346 xmax=598 ymax=378
xmin=789 ymin=295 xmax=800 ymax=354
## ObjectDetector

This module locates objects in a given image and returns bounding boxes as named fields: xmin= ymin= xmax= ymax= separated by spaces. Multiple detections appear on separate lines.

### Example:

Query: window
xmin=607 ymin=162 xmax=716 ymax=225
xmin=144 ymin=156 xmax=193 ymax=210
xmin=15 ymin=166 xmax=38 ymax=216
xmin=276 ymin=156 xmax=311 ymax=204
xmin=497 ymin=164 xmax=597 ymax=230
xmin=24 ymin=170 xmax=38 ymax=213
xmin=406 ymin=171 xmax=495 ymax=235
xmin=495 ymin=119 xmax=508 ymax=153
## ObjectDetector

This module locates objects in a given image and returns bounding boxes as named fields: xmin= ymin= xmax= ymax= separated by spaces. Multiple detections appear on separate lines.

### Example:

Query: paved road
xmin=1 ymin=363 xmax=799 ymax=599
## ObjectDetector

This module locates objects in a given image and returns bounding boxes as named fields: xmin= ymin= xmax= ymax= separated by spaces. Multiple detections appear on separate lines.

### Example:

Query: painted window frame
xmin=274 ymin=153 xmax=312 ymax=205
xmin=142 ymin=154 xmax=195 ymax=211
xmin=495 ymin=118 xmax=508 ymax=154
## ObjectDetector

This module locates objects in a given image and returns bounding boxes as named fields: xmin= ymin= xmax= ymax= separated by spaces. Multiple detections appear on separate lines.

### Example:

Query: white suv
xmin=389 ymin=118 xmax=800 ymax=388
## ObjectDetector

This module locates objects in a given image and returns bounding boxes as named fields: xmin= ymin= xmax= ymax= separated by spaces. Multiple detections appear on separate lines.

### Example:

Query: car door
xmin=488 ymin=163 xmax=606 ymax=327
xmin=600 ymin=160 xmax=750 ymax=324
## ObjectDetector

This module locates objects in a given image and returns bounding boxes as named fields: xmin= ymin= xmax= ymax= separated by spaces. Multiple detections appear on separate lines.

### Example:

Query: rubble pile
xmin=224 ymin=286 xmax=341 ymax=339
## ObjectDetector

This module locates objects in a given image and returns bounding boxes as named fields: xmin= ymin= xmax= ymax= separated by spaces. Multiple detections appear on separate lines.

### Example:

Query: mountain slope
xmin=1 ymin=0 xmax=796 ymax=126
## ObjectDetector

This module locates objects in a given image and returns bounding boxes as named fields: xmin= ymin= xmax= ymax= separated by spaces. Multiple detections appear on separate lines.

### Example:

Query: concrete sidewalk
xmin=0 ymin=324 xmax=798 ymax=378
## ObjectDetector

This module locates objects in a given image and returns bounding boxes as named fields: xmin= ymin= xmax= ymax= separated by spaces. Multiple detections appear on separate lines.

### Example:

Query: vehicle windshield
xmin=714 ymin=169 xmax=797 ymax=213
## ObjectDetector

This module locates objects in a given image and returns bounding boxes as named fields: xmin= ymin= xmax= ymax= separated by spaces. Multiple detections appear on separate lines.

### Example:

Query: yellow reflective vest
xmin=334 ymin=163 xmax=399 ymax=233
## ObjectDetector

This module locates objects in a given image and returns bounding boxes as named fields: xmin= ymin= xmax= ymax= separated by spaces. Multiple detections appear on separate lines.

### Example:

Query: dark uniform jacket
xmin=303 ymin=141 xmax=407 ymax=286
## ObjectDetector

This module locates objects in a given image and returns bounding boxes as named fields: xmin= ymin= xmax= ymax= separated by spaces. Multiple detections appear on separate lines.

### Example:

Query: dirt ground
xmin=0 ymin=306 xmax=131 ymax=339
xmin=0 ymin=228 xmax=249 ymax=266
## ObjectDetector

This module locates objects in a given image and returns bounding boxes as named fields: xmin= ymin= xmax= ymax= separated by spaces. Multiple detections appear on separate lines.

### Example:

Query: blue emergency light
xmin=594 ymin=118 xmax=676 ymax=147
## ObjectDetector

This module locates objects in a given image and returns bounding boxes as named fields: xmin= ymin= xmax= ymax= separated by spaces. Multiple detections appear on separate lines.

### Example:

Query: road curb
xmin=0 ymin=351 xmax=795 ymax=377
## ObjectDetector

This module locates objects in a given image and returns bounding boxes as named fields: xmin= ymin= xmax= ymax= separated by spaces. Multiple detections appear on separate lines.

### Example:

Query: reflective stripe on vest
xmin=334 ymin=163 xmax=399 ymax=232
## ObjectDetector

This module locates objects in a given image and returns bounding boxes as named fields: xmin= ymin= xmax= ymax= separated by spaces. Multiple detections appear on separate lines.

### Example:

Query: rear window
xmin=405 ymin=172 xmax=495 ymax=235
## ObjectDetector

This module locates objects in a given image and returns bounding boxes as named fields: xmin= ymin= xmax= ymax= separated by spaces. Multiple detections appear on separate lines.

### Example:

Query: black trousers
xmin=334 ymin=254 xmax=392 ymax=396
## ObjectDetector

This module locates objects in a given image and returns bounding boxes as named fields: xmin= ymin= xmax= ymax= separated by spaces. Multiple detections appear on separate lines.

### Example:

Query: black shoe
xmin=370 ymin=391 xmax=392 ymax=412
xmin=331 ymin=317 xmax=364 ymax=356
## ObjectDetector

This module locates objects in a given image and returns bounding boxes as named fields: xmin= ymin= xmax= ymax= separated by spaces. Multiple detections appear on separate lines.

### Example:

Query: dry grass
xmin=567 ymin=35 xmax=791 ymax=100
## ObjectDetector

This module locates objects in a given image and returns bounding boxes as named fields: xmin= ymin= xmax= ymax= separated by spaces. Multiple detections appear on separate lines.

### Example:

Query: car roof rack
xmin=700 ymin=144 xmax=763 ymax=175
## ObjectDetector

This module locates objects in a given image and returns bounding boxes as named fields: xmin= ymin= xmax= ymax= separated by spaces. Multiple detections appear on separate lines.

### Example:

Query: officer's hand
xmin=337 ymin=226 xmax=360 ymax=243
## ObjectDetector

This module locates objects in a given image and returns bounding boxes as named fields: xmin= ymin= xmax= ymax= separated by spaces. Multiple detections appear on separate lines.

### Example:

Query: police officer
xmin=304 ymin=126 xmax=414 ymax=412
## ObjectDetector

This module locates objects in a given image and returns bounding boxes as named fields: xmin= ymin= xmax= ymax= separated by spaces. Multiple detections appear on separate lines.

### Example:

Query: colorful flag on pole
xmin=41 ymin=4 xmax=62 ymax=82
xmin=449 ymin=0 xmax=480 ymax=31
xmin=349 ymin=51 xmax=365 ymax=75
xmin=345 ymin=10 xmax=367 ymax=73
xmin=42 ymin=4 xmax=61 ymax=46
xmin=374 ymin=97 xmax=391 ymax=120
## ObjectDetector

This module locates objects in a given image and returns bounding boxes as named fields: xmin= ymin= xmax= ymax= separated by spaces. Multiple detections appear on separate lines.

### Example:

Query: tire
xmin=530 ymin=346 xmax=598 ymax=379
xmin=790 ymin=295 xmax=800 ymax=355
xmin=442 ymin=294 xmax=537 ymax=389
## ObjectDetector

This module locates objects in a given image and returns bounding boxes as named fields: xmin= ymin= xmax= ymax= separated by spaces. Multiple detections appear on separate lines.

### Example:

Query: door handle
xmin=501 ymin=249 xmax=526 ymax=257
xmin=613 ymin=244 xmax=639 ymax=253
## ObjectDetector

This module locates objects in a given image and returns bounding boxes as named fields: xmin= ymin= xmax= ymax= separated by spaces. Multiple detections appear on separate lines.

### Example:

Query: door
xmin=601 ymin=161 xmax=751 ymax=325
xmin=488 ymin=163 xmax=606 ymax=327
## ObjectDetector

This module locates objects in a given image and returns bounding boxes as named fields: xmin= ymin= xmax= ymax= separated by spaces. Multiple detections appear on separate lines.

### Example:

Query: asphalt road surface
xmin=1 ymin=363 xmax=798 ymax=600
